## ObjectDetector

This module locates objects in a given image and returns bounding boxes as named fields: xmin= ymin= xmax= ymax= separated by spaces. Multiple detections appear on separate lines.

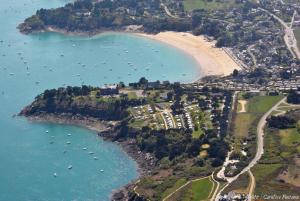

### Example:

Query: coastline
xmin=22 ymin=113 xmax=155 ymax=200
xmin=137 ymin=31 xmax=241 ymax=77
xmin=26 ymin=27 xmax=241 ymax=78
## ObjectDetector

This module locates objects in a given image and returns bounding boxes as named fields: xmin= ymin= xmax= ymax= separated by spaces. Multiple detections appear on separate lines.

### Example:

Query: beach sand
xmin=138 ymin=31 xmax=241 ymax=77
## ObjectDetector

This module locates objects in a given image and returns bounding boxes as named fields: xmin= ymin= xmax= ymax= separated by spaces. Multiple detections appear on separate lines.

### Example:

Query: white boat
xmin=66 ymin=141 xmax=71 ymax=144
xmin=88 ymin=152 xmax=94 ymax=155
xmin=46 ymin=130 xmax=49 ymax=133
xmin=68 ymin=165 xmax=72 ymax=170
xmin=67 ymin=133 xmax=71 ymax=136
xmin=93 ymin=157 xmax=98 ymax=160
xmin=82 ymin=147 xmax=87 ymax=150
xmin=53 ymin=173 xmax=57 ymax=177
xmin=100 ymin=169 xmax=104 ymax=172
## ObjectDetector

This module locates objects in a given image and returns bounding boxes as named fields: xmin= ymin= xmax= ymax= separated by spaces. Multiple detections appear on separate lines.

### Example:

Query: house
xmin=99 ymin=84 xmax=119 ymax=96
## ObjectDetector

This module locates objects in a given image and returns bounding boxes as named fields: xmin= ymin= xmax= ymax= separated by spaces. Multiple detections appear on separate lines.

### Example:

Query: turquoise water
xmin=0 ymin=0 xmax=200 ymax=200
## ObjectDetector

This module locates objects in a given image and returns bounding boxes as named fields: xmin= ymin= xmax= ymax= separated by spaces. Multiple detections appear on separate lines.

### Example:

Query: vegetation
xmin=20 ymin=85 xmax=146 ymax=121
xmin=287 ymin=90 xmax=300 ymax=104
xmin=183 ymin=0 xmax=242 ymax=11
xmin=21 ymin=79 xmax=234 ymax=200
xmin=267 ymin=115 xmax=297 ymax=129
xmin=165 ymin=176 xmax=215 ymax=201
xmin=252 ymin=109 xmax=300 ymax=197
xmin=228 ymin=95 xmax=283 ymax=176
xmin=18 ymin=0 xmax=191 ymax=34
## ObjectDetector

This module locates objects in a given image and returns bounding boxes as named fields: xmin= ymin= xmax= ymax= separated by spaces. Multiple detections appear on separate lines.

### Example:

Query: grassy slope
xmin=166 ymin=177 xmax=215 ymax=201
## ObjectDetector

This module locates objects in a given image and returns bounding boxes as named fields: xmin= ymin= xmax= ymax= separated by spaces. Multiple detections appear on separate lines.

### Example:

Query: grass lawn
xmin=166 ymin=177 xmax=215 ymax=201
xmin=294 ymin=28 xmax=300 ymax=49
xmin=184 ymin=178 xmax=213 ymax=201
xmin=162 ymin=178 xmax=187 ymax=199
xmin=183 ymin=0 xmax=240 ymax=11
xmin=129 ymin=119 xmax=146 ymax=128
xmin=233 ymin=113 xmax=254 ymax=137
xmin=127 ymin=91 xmax=137 ymax=99
xmin=252 ymin=164 xmax=283 ymax=183
xmin=247 ymin=96 xmax=283 ymax=114
xmin=233 ymin=95 xmax=283 ymax=138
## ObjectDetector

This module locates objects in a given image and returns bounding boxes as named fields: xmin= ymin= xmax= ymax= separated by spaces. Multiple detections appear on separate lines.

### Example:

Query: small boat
xmin=100 ymin=169 xmax=104 ymax=172
xmin=53 ymin=173 xmax=57 ymax=177
xmin=93 ymin=157 xmax=98 ymax=160
xmin=46 ymin=130 xmax=49 ymax=133
xmin=67 ymin=133 xmax=71 ymax=136
xmin=88 ymin=152 xmax=94 ymax=155
xmin=82 ymin=147 xmax=87 ymax=150
xmin=68 ymin=165 xmax=72 ymax=170
xmin=66 ymin=141 xmax=71 ymax=144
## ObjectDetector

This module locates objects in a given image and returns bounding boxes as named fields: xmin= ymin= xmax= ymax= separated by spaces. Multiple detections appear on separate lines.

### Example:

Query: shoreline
xmin=21 ymin=113 xmax=155 ymax=200
xmin=25 ymin=27 xmax=241 ymax=78
xmin=137 ymin=32 xmax=241 ymax=77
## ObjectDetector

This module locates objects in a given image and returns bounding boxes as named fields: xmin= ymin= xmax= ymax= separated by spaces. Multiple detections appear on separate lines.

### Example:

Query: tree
xmin=233 ymin=69 xmax=239 ymax=77
xmin=287 ymin=91 xmax=300 ymax=104
xmin=267 ymin=116 xmax=296 ymax=129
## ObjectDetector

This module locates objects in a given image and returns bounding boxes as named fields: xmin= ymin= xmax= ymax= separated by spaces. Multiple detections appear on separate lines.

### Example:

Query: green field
xmin=293 ymin=28 xmax=300 ymax=49
xmin=233 ymin=95 xmax=283 ymax=138
xmin=166 ymin=177 xmax=215 ymax=201
xmin=183 ymin=0 xmax=241 ymax=11
xmin=185 ymin=178 xmax=214 ymax=201
xmin=162 ymin=178 xmax=188 ymax=198
xmin=251 ymin=110 xmax=300 ymax=197
xmin=279 ymin=128 xmax=300 ymax=147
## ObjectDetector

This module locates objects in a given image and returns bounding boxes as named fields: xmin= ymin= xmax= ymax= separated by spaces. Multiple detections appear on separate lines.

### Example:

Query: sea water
xmin=0 ymin=0 xmax=200 ymax=200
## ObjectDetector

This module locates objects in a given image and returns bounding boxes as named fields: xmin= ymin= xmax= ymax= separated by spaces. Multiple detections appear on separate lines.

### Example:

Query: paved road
xmin=215 ymin=97 xmax=286 ymax=200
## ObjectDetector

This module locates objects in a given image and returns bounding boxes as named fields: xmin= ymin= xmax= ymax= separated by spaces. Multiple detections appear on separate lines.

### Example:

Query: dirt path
xmin=238 ymin=100 xmax=247 ymax=113
xmin=210 ymin=174 xmax=220 ymax=201
xmin=248 ymin=170 xmax=255 ymax=201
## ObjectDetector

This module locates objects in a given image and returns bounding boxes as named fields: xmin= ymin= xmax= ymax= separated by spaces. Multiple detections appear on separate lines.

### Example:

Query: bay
xmin=0 ymin=0 xmax=200 ymax=200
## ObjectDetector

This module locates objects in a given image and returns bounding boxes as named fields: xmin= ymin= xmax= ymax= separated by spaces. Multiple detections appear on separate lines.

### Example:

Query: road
xmin=247 ymin=44 xmax=257 ymax=69
xmin=215 ymin=97 xmax=286 ymax=200
xmin=161 ymin=3 xmax=180 ymax=19
xmin=259 ymin=8 xmax=300 ymax=59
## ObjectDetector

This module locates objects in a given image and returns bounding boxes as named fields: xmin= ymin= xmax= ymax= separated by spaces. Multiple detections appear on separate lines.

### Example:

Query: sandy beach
xmin=138 ymin=31 xmax=241 ymax=77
